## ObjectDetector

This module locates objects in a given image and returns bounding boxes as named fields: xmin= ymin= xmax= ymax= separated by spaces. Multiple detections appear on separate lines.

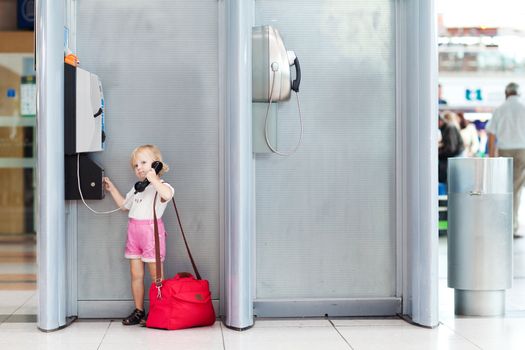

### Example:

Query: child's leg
xmin=129 ymin=259 xmax=145 ymax=310
xmin=147 ymin=261 xmax=164 ymax=281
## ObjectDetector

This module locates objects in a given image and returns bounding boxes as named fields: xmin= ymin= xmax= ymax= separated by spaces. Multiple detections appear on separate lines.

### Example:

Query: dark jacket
xmin=439 ymin=123 xmax=465 ymax=184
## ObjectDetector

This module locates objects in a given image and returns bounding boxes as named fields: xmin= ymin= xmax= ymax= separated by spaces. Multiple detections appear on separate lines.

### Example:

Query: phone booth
xmin=37 ymin=0 xmax=438 ymax=331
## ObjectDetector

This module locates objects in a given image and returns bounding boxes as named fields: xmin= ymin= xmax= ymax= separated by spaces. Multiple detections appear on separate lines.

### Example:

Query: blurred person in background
xmin=438 ymin=83 xmax=448 ymax=106
xmin=457 ymin=112 xmax=480 ymax=157
xmin=487 ymin=82 xmax=525 ymax=238
xmin=473 ymin=120 xmax=489 ymax=157
xmin=439 ymin=111 xmax=465 ymax=185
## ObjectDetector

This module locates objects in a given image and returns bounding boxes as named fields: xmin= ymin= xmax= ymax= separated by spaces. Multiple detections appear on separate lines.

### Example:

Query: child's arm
xmin=103 ymin=177 xmax=129 ymax=209
xmin=146 ymin=170 xmax=174 ymax=202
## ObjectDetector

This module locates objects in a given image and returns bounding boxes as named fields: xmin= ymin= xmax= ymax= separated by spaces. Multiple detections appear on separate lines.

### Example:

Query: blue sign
xmin=465 ymin=88 xmax=483 ymax=101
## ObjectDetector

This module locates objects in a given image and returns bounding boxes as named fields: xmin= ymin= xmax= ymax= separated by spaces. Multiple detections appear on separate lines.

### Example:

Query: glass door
xmin=0 ymin=54 xmax=36 ymax=237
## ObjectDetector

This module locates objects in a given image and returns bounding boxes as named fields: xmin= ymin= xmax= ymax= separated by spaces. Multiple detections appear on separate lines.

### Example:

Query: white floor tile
xmin=0 ymin=321 xmax=109 ymax=345
xmin=336 ymin=323 xmax=479 ymax=350
xmin=441 ymin=318 xmax=525 ymax=350
xmin=0 ymin=291 xmax=34 ymax=308
xmin=0 ymin=307 xmax=18 ymax=314
xmin=14 ymin=293 xmax=38 ymax=315
xmin=12 ymin=305 xmax=38 ymax=315
xmin=222 ymin=323 xmax=348 ymax=350
xmin=0 ymin=291 xmax=34 ymax=315
xmin=100 ymin=321 xmax=223 ymax=350
xmin=0 ymin=343 xmax=100 ymax=350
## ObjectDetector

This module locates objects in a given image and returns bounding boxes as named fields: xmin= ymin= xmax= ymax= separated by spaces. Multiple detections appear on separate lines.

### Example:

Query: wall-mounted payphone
xmin=253 ymin=26 xmax=300 ymax=102
xmin=252 ymin=25 xmax=302 ymax=156
xmin=64 ymin=63 xmax=105 ymax=200
xmin=64 ymin=64 xmax=105 ymax=154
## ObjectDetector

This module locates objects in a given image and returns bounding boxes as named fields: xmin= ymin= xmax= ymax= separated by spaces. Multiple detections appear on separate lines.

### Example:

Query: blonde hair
xmin=130 ymin=144 xmax=170 ymax=176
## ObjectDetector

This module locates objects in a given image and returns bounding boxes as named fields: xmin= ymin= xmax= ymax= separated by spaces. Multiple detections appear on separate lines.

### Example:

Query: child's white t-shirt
xmin=123 ymin=181 xmax=175 ymax=220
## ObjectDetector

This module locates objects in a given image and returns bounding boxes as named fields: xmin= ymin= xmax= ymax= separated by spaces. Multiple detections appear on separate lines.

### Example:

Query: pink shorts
xmin=125 ymin=219 xmax=166 ymax=263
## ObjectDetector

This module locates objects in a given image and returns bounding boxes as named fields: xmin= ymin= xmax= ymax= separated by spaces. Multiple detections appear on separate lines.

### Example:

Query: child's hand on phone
xmin=103 ymin=177 xmax=114 ymax=192
xmin=146 ymin=169 xmax=158 ymax=183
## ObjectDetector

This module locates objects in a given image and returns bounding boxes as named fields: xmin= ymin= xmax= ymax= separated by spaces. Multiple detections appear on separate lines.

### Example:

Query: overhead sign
xmin=465 ymin=88 xmax=482 ymax=101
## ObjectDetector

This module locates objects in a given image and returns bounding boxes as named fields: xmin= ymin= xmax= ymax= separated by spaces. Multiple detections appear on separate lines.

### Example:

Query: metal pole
xmin=36 ymin=0 xmax=66 ymax=331
xmin=223 ymin=0 xmax=254 ymax=330
xmin=402 ymin=0 xmax=439 ymax=327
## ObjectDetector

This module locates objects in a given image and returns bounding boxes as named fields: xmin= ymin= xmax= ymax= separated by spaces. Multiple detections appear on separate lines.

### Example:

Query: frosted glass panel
xmin=75 ymin=0 xmax=219 ymax=302
xmin=255 ymin=0 xmax=396 ymax=298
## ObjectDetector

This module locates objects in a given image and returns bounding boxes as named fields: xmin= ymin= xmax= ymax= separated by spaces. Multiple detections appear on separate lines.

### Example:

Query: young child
xmin=103 ymin=144 xmax=174 ymax=325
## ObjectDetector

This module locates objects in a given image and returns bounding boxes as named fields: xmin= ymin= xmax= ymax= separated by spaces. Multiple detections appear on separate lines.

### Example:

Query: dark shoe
xmin=122 ymin=308 xmax=145 ymax=326
xmin=139 ymin=313 xmax=148 ymax=327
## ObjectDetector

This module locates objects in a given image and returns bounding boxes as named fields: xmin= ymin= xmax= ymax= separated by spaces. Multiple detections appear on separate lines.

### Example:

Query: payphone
xmin=64 ymin=63 xmax=105 ymax=200
xmin=252 ymin=25 xmax=302 ymax=156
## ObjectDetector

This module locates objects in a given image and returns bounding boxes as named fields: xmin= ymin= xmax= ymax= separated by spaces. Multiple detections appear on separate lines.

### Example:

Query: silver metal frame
xmin=64 ymin=0 xmax=79 ymax=321
xmin=218 ymin=0 xmax=227 ymax=320
xmin=254 ymin=298 xmax=401 ymax=317
xmin=395 ymin=0 xmax=407 ymax=304
xmin=397 ymin=0 xmax=439 ymax=327
xmin=65 ymin=202 xmax=78 ymax=317
xmin=222 ymin=0 xmax=255 ymax=330
xmin=36 ymin=0 xmax=67 ymax=331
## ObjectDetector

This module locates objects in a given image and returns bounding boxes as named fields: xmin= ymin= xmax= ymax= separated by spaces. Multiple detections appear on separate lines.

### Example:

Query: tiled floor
xmin=1 ymin=225 xmax=525 ymax=348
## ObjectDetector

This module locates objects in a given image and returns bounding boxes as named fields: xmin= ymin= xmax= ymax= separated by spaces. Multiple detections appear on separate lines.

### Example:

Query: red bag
xmin=146 ymin=273 xmax=215 ymax=330
xmin=146 ymin=195 xmax=216 ymax=330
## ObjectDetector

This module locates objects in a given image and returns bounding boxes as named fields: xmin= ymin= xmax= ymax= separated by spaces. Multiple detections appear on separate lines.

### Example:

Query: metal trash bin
xmin=448 ymin=158 xmax=513 ymax=316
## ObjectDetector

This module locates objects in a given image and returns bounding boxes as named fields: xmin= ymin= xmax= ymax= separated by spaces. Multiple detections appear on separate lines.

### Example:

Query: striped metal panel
xmin=75 ymin=1 xmax=220 ymax=306
xmin=254 ymin=0 xmax=397 ymax=299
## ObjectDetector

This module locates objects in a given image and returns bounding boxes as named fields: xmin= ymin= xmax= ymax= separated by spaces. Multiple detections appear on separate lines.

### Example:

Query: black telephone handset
xmin=134 ymin=161 xmax=163 ymax=194
xmin=291 ymin=57 xmax=301 ymax=93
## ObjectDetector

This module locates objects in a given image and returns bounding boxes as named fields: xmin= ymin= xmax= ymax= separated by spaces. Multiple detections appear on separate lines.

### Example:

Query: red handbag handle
xmin=153 ymin=192 xmax=202 ymax=289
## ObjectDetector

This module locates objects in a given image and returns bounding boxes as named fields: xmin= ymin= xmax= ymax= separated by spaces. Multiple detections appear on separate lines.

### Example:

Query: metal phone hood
xmin=252 ymin=25 xmax=300 ymax=102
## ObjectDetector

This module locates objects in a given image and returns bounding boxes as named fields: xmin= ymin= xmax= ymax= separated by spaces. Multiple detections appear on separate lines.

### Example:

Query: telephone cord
xmin=76 ymin=153 xmax=130 ymax=214
xmin=264 ymin=71 xmax=304 ymax=156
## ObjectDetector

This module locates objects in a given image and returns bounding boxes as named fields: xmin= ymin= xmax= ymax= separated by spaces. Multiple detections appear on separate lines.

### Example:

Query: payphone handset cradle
xmin=252 ymin=25 xmax=303 ymax=156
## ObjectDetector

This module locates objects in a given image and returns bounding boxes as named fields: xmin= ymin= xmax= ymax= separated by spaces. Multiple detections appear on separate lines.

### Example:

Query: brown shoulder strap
xmin=152 ymin=192 xmax=202 ymax=281
xmin=171 ymin=197 xmax=201 ymax=280
xmin=152 ymin=193 xmax=162 ymax=287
